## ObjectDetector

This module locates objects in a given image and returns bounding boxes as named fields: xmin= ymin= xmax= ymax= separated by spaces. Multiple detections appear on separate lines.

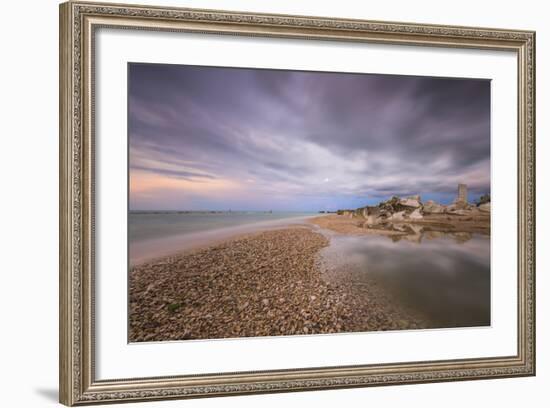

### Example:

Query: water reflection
xmin=320 ymin=231 xmax=490 ymax=329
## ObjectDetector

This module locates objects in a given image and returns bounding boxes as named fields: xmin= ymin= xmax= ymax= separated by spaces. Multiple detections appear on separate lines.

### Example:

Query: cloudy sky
xmin=129 ymin=63 xmax=490 ymax=212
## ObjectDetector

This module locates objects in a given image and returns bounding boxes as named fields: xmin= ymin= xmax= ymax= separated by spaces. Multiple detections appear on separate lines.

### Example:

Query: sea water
xmin=129 ymin=211 xmax=318 ymax=265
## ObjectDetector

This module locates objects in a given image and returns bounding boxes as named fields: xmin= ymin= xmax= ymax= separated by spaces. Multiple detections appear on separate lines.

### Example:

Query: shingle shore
xmin=129 ymin=227 xmax=429 ymax=342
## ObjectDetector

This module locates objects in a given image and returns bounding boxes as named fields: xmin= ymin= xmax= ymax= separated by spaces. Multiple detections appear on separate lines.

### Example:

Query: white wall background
xmin=0 ymin=0 xmax=545 ymax=407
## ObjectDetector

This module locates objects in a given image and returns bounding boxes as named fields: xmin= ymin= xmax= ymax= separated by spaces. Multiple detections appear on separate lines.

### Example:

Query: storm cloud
xmin=129 ymin=63 xmax=490 ymax=211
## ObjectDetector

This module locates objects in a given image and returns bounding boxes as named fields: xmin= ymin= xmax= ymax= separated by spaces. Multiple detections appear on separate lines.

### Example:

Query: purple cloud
xmin=129 ymin=63 xmax=490 ymax=211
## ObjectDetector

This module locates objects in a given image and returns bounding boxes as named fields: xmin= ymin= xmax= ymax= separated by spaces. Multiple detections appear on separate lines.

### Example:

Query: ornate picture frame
xmin=59 ymin=1 xmax=535 ymax=405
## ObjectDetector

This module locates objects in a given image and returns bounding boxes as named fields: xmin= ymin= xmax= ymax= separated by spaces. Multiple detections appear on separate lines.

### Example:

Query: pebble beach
xmin=129 ymin=226 xmax=430 ymax=342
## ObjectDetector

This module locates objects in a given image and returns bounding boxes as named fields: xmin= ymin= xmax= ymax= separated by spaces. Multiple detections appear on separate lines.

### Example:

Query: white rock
xmin=409 ymin=208 xmax=423 ymax=220
xmin=400 ymin=198 xmax=421 ymax=208
xmin=423 ymin=200 xmax=445 ymax=214
xmin=445 ymin=203 xmax=457 ymax=213
xmin=390 ymin=211 xmax=406 ymax=221
xmin=479 ymin=202 xmax=491 ymax=212
xmin=454 ymin=209 xmax=470 ymax=216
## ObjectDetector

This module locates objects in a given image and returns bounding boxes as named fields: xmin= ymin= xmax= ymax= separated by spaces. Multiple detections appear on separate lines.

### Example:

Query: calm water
xmin=319 ymin=231 xmax=491 ymax=328
xmin=129 ymin=211 xmax=316 ymax=243
xmin=129 ymin=211 xmax=317 ymax=264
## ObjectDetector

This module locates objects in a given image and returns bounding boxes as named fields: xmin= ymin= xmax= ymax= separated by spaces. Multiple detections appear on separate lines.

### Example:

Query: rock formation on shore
xmin=336 ymin=187 xmax=490 ymax=234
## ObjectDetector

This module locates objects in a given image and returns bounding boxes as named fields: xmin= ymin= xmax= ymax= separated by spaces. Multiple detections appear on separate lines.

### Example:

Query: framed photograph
xmin=59 ymin=1 xmax=536 ymax=405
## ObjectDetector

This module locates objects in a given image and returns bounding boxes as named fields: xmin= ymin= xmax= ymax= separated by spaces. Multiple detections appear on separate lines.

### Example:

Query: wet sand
xmin=308 ymin=214 xmax=490 ymax=236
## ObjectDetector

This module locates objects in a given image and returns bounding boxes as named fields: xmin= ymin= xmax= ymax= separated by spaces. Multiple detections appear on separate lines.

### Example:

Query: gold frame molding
xmin=59 ymin=1 xmax=536 ymax=405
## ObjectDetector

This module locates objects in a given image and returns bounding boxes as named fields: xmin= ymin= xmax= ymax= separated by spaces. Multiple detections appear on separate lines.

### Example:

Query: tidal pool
xmin=319 ymin=231 xmax=491 ymax=329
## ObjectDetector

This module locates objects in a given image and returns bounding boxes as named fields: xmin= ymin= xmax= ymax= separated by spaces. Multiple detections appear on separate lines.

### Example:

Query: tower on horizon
xmin=457 ymin=183 xmax=468 ymax=204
